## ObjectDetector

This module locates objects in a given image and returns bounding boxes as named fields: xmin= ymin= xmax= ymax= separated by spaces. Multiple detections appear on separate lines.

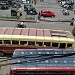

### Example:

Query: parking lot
xmin=0 ymin=0 xmax=74 ymax=19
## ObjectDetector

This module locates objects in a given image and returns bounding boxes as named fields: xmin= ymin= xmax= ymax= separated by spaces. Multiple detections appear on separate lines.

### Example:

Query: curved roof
xmin=0 ymin=27 xmax=74 ymax=42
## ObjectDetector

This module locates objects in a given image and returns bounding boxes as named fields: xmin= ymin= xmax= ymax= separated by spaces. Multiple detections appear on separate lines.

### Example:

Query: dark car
xmin=24 ymin=3 xmax=33 ymax=11
xmin=27 ymin=7 xmax=37 ymax=15
xmin=0 ymin=3 xmax=9 ymax=10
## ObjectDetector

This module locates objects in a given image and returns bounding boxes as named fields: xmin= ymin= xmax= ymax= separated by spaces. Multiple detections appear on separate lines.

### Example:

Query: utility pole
xmin=16 ymin=0 xmax=18 ymax=11
xmin=16 ymin=0 xmax=21 ymax=17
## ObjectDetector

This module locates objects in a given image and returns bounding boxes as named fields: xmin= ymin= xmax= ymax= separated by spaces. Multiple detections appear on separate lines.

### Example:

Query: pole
xmin=16 ymin=0 xmax=18 ymax=11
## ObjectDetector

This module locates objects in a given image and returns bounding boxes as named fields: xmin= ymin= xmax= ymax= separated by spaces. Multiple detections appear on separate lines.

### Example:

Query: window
xmin=12 ymin=40 xmax=19 ymax=45
xmin=4 ymin=40 xmax=11 ymax=44
xmin=52 ymin=43 xmax=59 ymax=47
xmin=20 ymin=41 xmax=27 ymax=45
xmin=0 ymin=40 xmax=2 ymax=44
xmin=44 ymin=42 xmax=50 ymax=46
xmin=28 ymin=41 xmax=35 ymax=46
xmin=59 ymin=43 xmax=66 ymax=48
xmin=48 ymin=12 xmax=51 ymax=13
xmin=36 ymin=42 xmax=43 ymax=46
xmin=67 ymin=43 xmax=72 ymax=48
xmin=20 ymin=52 xmax=25 ymax=55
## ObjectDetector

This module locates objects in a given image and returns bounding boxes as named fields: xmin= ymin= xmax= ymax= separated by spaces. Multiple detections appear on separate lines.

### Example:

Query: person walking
xmin=34 ymin=0 xmax=36 ymax=5
xmin=42 ymin=0 xmax=44 ymax=2
xmin=40 ymin=0 xmax=44 ymax=2
xmin=36 ymin=12 xmax=40 ymax=23
xmin=70 ymin=18 xmax=75 ymax=26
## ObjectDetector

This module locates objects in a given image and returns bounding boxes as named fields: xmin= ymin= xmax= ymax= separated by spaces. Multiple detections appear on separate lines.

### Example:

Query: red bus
xmin=0 ymin=27 xmax=74 ymax=56
xmin=10 ymin=49 xmax=75 ymax=75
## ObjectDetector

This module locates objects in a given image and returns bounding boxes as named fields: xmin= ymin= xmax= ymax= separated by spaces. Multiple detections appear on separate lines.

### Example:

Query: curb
xmin=0 ymin=18 xmax=71 ymax=22
xmin=41 ymin=18 xmax=71 ymax=22
xmin=0 ymin=18 xmax=37 ymax=23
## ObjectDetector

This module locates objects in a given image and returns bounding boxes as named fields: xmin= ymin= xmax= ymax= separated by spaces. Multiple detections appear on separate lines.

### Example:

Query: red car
xmin=72 ymin=25 xmax=75 ymax=35
xmin=40 ymin=9 xmax=55 ymax=18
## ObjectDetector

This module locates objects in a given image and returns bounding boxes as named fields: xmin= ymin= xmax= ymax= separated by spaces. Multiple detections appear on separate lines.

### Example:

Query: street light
xmin=16 ymin=0 xmax=21 ymax=17
xmin=16 ymin=0 xmax=18 ymax=11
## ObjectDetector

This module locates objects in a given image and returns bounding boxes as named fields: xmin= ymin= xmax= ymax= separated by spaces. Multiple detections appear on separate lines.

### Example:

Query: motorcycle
xmin=17 ymin=23 xmax=26 ymax=28
xmin=62 ymin=9 xmax=70 ymax=15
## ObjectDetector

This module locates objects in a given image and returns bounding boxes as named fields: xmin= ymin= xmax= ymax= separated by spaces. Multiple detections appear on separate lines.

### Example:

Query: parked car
xmin=0 ymin=3 xmax=9 ymax=10
xmin=27 ymin=7 xmax=37 ymax=15
xmin=62 ymin=4 xmax=69 ymax=8
xmin=22 ymin=0 xmax=30 ymax=4
xmin=24 ymin=3 xmax=33 ymax=11
xmin=72 ymin=21 xmax=75 ymax=35
xmin=72 ymin=25 xmax=75 ymax=35
xmin=39 ymin=9 xmax=55 ymax=18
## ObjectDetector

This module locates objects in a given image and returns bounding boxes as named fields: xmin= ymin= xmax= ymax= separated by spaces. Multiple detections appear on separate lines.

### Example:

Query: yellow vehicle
xmin=0 ymin=27 xmax=74 ymax=56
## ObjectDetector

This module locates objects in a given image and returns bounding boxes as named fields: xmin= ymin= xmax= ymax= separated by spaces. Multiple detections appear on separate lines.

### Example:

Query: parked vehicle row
xmin=0 ymin=2 xmax=9 ymax=10
xmin=57 ymin=0 xmax=74 ymax=10
xmin=24 ymin=3 xmax=37 ymax=15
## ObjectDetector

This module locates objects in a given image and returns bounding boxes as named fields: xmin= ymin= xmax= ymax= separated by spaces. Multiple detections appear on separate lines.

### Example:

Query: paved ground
xmin=0 ymin=0 xmax=74 ymax=20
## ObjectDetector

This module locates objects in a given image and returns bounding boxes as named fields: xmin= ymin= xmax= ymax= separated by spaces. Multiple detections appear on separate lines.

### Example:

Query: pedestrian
xmin=21 ymin=22 xmax=24 ymax=25
xmin=32 ymin=0 xmax=33 ymax=4
xmin=70 ymin=18 xmax=74 ymax=26
xmin=42 ymin=0 xmax=44 ymax=2
xmin=20 ymin=22 xmax=26 ymax=28
xmin=40 ymin=0 xmax=42 ymax=2
xmin=34 ymin=0 xmax=36 ymax=5
xmin=40 ymin=0 xmax=44 ymax=2
xmin=36 ymin=12 xmax=40 ymax=23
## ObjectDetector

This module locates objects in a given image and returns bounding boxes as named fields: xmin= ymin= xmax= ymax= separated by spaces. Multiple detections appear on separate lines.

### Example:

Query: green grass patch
xmin=0 ymin=16 xmax=20 ymax=19
xmin=25 ymin=17 xmax=35 ymax=20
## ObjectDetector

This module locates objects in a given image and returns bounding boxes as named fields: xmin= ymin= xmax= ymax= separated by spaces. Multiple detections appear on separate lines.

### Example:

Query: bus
xmin=10 ymin=49 xmax=75 ymax=75
xmin=0 ymin=27 xmax=74 ymax=56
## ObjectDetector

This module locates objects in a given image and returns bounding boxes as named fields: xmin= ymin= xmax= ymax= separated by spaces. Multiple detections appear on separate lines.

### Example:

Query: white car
xmin=22 ymin=0 xmax=30 ymax=4
xmin=63 ymin=4 xmax=69 ymax=8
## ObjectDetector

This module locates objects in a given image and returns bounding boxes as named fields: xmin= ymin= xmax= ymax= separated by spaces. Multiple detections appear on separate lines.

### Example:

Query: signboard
xmin=17 ymin=11 xmax=20 ymax=17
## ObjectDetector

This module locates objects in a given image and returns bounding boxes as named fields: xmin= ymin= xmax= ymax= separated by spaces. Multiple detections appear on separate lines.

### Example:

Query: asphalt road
xmin=0 ymin=20 xmax=72 ymax=31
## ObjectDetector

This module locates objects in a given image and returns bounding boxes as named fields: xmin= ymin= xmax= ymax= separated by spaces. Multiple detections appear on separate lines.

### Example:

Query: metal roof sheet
xmin=29 ymin=28 xmax=36 ymax=36
xmin=13 ymin=28 xmax=22 ymax=35
xmin=37 ymin=29 xmax=44 ymax=36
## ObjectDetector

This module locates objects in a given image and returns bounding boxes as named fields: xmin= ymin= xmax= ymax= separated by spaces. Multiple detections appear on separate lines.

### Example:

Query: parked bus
xmin=10 ymin=49 xmax=75 ymax=75
xmin=0 ymin=27 xmax=74 ymax=56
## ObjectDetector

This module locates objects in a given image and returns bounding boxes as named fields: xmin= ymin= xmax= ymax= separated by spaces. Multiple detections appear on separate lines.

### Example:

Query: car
xmin=24 ymin=3 xmax=33 ymax=11
xmin=0 ymin=2 xmax=9 ymax=10
xmin=62 ymin=4 xmax=69 ymax=8
xmin=72 ymin=23 xmax=75 ymax=35
xmin=27 ymin=7 xmax=37 ymax=15
xmin=39 ymin=9 xmax=55 ymax=18
xmin=72 ymin=26 xmax=75 ymax=35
